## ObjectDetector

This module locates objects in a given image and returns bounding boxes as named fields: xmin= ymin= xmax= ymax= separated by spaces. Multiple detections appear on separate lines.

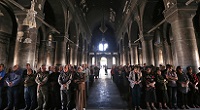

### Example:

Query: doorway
xmin=100 ymin=57 xmax=107 ymax=68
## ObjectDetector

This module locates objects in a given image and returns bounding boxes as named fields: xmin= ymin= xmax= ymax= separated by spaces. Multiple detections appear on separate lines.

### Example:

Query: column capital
xmin=129 ymin=42 xmax=139 ymax=47
xmin=14 ymin=9 xmax=44 ymax=29
xmin=140 ymin=34 xmax=154 ymax=42
xmin=163 ymin=1 xmax=198 ymax=23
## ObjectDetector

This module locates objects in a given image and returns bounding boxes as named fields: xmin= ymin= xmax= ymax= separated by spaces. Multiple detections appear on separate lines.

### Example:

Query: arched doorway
xmin=100 ymin=57 xmax=107 ymax=68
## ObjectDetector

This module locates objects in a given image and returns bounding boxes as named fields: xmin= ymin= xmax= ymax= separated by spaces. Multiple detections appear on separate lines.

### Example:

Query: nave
xmin=87 ymin=69 xmax=128 ymax=110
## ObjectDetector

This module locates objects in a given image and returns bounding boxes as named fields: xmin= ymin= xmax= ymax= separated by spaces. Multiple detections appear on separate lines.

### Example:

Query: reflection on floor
xmin=87 ymin=69 xmax=128 ymax=110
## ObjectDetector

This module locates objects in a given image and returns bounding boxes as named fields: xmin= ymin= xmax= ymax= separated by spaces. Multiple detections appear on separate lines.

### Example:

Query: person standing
xmin=4 ymin=65 xmax=22 ymax=110
xmin=155 ymin=69 xmax=169 ymax=110
xmin=128 ymin=66 xmax=142 ymax=110
xmin=49 ymin=66 xmax=61 ymax=110
xmin=23 ymin=63 xmax=37 ymax=110
xmin=82 ymin=64 xmax=90 ymax=98
xmin=186 ymin=66 xmax=199 ymax=108
xmin=74 ymin=66 xmax=86 ymax=110
xmin=0 ymin=64 xmax=5 ymax=109
xmin=165 ymin=65 xmax=178 ymax=109
xmin=35 ymin=64 xmax=49 ymax=110
xmin=58 ymin=65 xmax=73 ymax=110
xmin=177 ymin=66 xmax=190 ymax=109
xmin=144 ymin=67 xmax=157 ymax=110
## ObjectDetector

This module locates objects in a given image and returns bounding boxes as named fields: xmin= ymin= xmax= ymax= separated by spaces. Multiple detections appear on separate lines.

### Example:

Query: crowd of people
xmin=111 ymin=63 xmax=200 ymax=110
xmin=0 ymin=63 xmax=99 ymax=110
xmin=1 ymin=62 xmax=200 ymax=110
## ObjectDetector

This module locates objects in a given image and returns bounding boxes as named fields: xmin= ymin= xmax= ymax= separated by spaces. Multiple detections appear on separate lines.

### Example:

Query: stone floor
xmin=87 ymin=69 xmax=128 ymax=110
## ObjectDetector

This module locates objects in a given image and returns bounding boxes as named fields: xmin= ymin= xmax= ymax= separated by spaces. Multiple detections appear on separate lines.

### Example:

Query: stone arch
xmin=123 ymin=32 xmax=130 ymax=65
xmin=130 ymin=20 xmax=139 ymax=42
xmin=162 ymin=22 xmax=173 ymax=65
xmin=68 ymin=20 xmax=78 ymax=43
xmin=44 ymin=0 xmax=65 ymax=33
xmin=143 ymin=0 xmax=165 ymax=33
xmin=0 ymin=2 xmax=17 ymax=67
xmin=124 ymin=33 xmax=129 ymax=48
xmin=78 ymin=33 xmax=83 ymax=66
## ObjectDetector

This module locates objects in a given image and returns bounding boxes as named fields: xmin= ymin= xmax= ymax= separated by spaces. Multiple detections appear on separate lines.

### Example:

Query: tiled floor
xmin=87 ymin=69 xmax=128 ymax=110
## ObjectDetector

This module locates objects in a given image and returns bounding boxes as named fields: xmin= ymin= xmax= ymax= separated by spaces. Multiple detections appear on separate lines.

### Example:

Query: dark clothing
xmin=7 ymin=86 xmax=19 ymax=109
xmin=156 ymin=74 xmax=167 ymax=90
xmin=58 ymin=71 xmax=72 ymax=109
xmin=5 ymin=70 xmax=22 ymax=109
xmin=131 ymin=85 xmax=141 ymax=107
xmin=0 ymin=70 xmax=5 ymax=109
xmin=177 ymin=72 xmax=189 ymax=94
xmin=0 ymin=70 xmax=5 ymax=86
xmin=145 ymin=88 xmax=157 ymax=103
xmin=23 ymin=71 xmax=37 ymax=109
xmin=24 ymin=73 xmax=36 ymax=87
xmin=35 ymin=71 xmax=49 ymax=109
xmin=166 ymin=70 xmax=177 ymax=87
xmin=156 ymin=74 xmax=168 ymax=103
xmin=156 ymin=89 xmax=168 ymax=103
xmin=49 ymin=72 xmax=60 ymax=109
xmin=166 ymin=70 xmax=178 ymax=107
xmin=5 ymin=71 xmax=21 ymax=87
xmin=94 ymin=66 xmax=99 ymax=79
xmin=144 ymin=73 xmax=156 ymax=103
xmin=187 ymin=72 xmax=199 ymax=106
xmin=168 ymin=86 xmax=177 ymax=107
xmin=24 ymin=85 xmax=36 ymax=109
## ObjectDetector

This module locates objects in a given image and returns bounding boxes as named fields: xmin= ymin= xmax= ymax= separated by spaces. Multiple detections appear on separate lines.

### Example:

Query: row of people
xmin=111 ymin=64 xmax=200 ymax=110
xmin=0 ymin=63 xmax=94 ymax=110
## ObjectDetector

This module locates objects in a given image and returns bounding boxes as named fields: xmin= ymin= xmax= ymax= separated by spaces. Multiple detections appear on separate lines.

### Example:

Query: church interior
xmin=1 ymin=0 xmax=200 ymax=110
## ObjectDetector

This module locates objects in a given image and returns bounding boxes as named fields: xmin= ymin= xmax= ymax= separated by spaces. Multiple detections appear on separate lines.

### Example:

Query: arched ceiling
xmin=143 ymin=0 xmax=165 ymax=33
xmin=75 ymin=0 xmax=125 ymax=32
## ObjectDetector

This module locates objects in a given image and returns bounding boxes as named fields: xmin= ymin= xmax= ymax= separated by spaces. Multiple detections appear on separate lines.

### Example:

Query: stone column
xmin=81 ymin=46 xmax=85 ymax=65
xmin=122 ymin=46 xmax=127 ymax=65
xmin=85 ymin=44 xmax=89 ymax=64
xmin=118 ymin=42 xmax=123 ymax=65
xmin=14 ymin=16 xmax=39 ymax=68
xmin=0 ymin=32 xmax=12 ymax=67
xmin=141 ymin=36 xmax=155 ymax=66
xmin=66 ymin=42 xmax=70 ymax=64
xmin=46 ymin=34 xmax=55 ymax=66
xmin=162 ymin=39 xmax=173 ymax=65
xmin=129 ymin=43 xmax=138 ymax=65
xmin=154 ymin=43 xmax=164 ymax=67
xmin=54 ymin=36 xmax=66 ymax=66
xmin=37 ymin=35 xmax=47 ymax=67
xmin=138 ymin=47 xmax=143 ymax=65
xmin=70 ymin=44 xmax=78 ymax=66
xmin=164 ymin=3 xmax=199 ymax=72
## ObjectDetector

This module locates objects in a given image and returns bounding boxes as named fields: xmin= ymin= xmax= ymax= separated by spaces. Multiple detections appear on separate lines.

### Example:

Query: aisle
xmin=87 ymin=69 xmax=128 ymax=110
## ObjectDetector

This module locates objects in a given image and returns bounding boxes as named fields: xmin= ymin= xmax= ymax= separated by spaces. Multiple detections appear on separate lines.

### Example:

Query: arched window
xmin=112 ymin=57 xmax=116 ymax=65
xmin=92 ymin=57 xmax=95 ymax=65
xmin=98 ymin=38 xmax=108 ymax=51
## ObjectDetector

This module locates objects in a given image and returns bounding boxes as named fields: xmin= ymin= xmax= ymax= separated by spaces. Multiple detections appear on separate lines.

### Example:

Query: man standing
xmin=0 ymin=64 xmax=5 ymax=109
xmin=4 ymin=65 xmax=22 ymax=110
xmin=35 ymin=64 xmax=49 ymax=110
xmin=58 ymin=65 xmax=72 ymax=110
xmin=23 ymin=63 xmax=37 ymax=110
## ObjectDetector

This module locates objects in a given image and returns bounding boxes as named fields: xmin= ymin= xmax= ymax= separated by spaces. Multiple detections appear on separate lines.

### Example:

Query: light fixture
xmin=99 ymin=0 xmax=107 ymax=33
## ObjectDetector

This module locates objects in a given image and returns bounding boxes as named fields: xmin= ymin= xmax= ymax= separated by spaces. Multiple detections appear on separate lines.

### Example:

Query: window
xmin=92 ymin=57 xmax=95 ymax=65
xmin=112 ymin=57 xmax=116 ymax=65
xmin=98 ymin=43 xmax=108 ymax=51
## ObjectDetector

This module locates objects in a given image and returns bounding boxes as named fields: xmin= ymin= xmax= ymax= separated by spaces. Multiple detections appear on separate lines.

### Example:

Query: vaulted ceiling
xmin=75 ymin=0 xmax=125 ymax=31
